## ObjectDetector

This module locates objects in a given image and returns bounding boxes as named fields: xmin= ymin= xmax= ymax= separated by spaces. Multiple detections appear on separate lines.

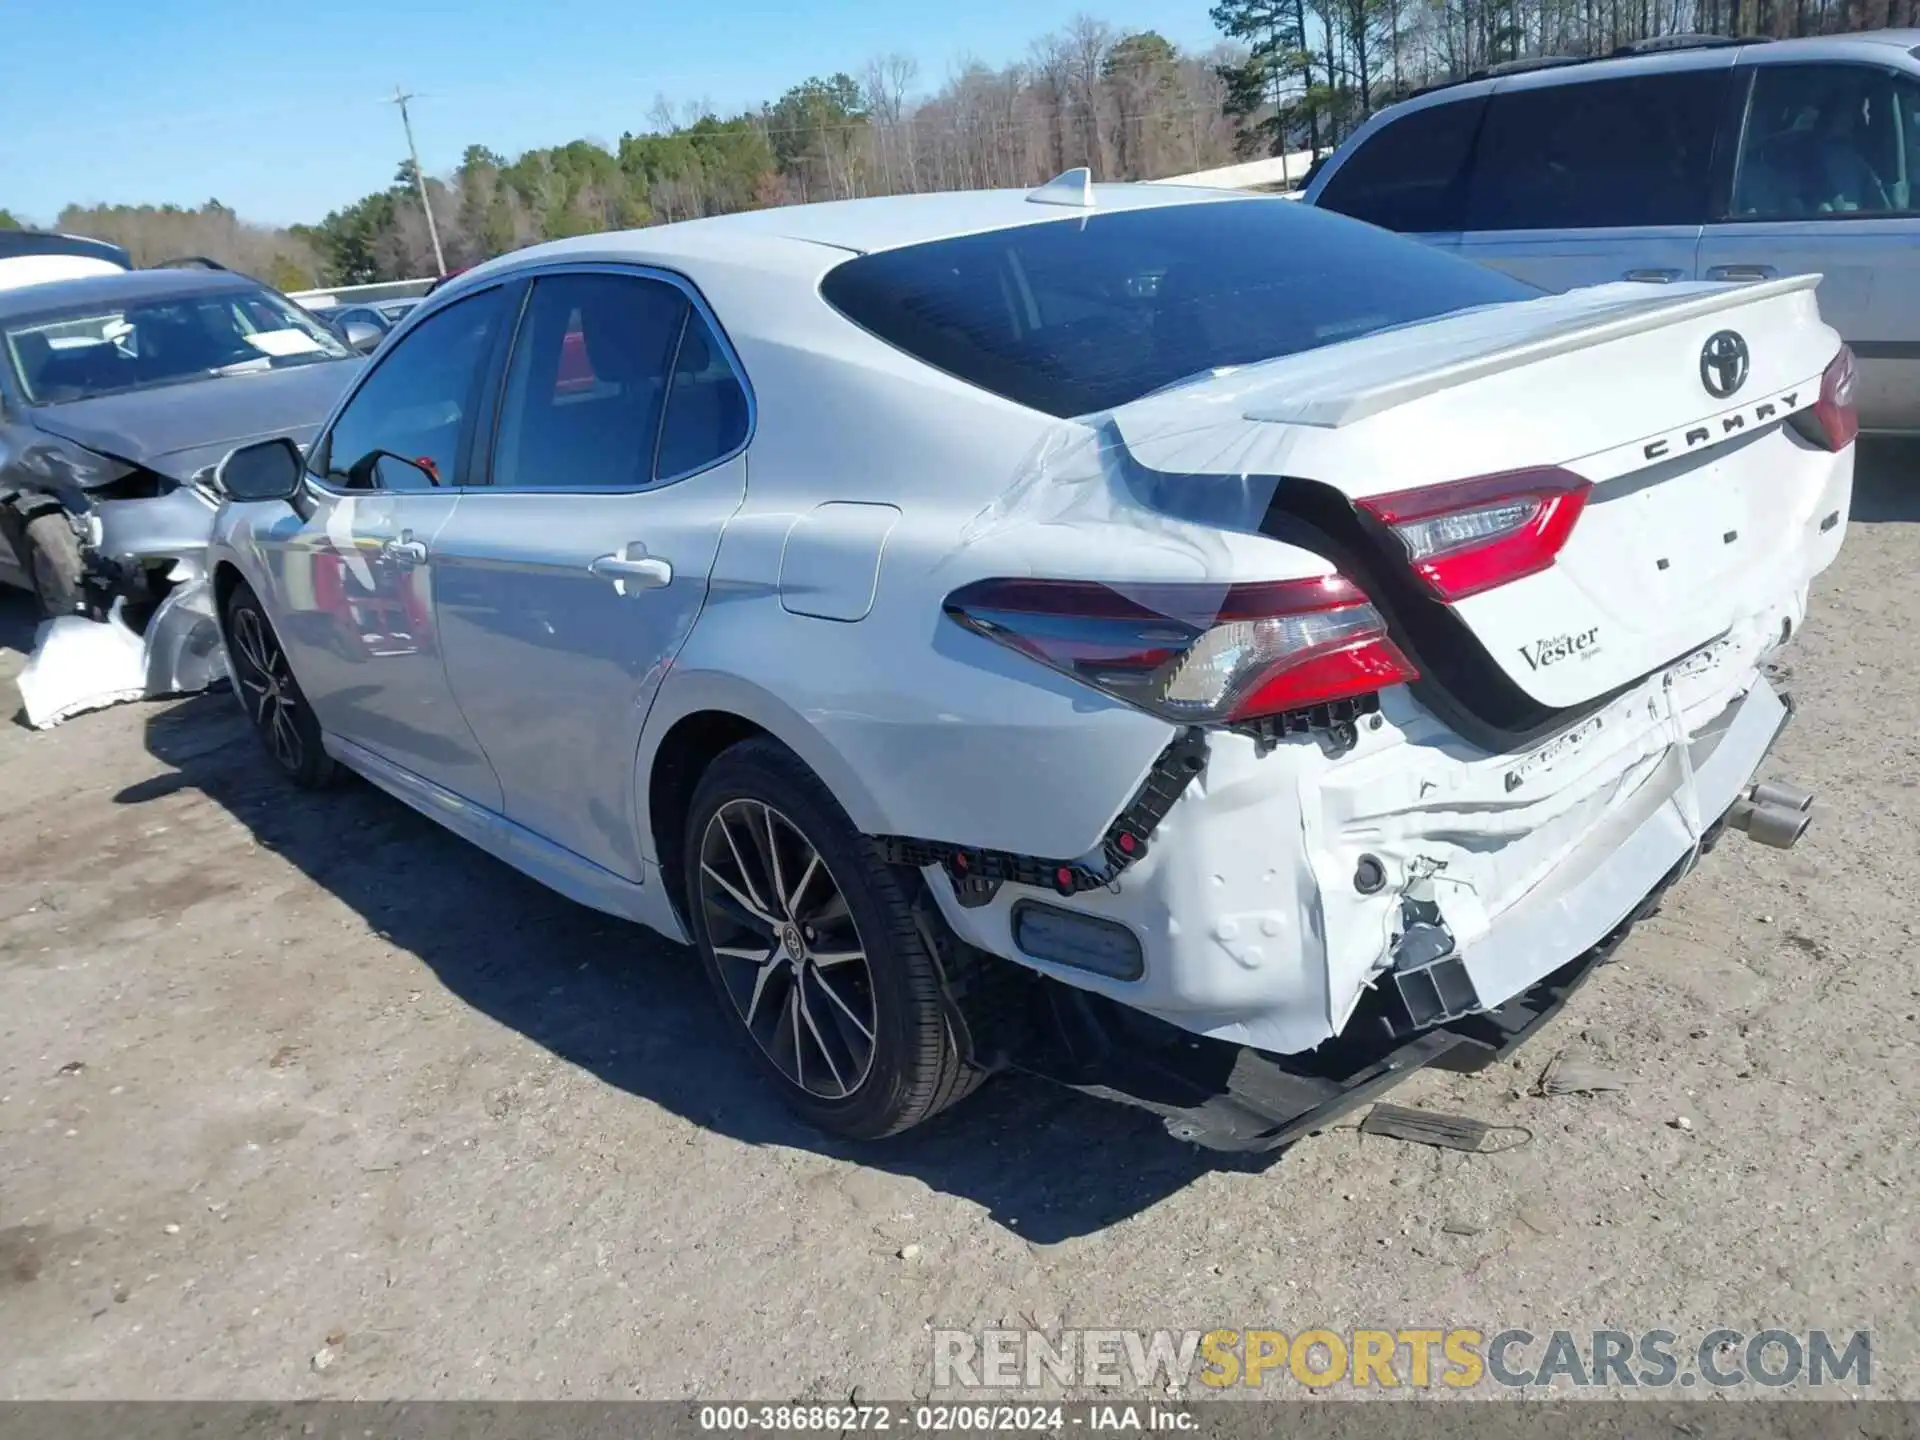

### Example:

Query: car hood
xmin=29 ymin=358 xmax=362 ymax=482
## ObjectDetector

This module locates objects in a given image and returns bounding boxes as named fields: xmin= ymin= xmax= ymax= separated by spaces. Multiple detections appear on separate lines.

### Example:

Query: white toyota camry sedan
xmin=206 ymin=174 xmax=1854 ymax=1150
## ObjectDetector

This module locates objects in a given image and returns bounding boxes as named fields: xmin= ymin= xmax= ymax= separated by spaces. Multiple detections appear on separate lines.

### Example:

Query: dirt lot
xmin=2 ymin=446 xmax=1917 ymax=1401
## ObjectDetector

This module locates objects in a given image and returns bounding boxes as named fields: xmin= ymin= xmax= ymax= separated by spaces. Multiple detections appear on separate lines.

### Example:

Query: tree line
xmin=16 ymin=0 xmax=1913 ymax=288
xmin=295 ymin=20 xmax=1246 ymax=286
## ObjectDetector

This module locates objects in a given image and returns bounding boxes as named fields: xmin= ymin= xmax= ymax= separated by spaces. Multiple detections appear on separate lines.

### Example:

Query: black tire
xmin=683 ymin=737 xmax=985 ymax=1139
xmin=23 ymin=510 xmax=85 ymax=617
xmin=222 ymin=581 xmax=336 ymax=790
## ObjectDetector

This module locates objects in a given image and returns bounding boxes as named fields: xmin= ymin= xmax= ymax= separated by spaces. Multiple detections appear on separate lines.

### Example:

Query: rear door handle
xmin=1705 ymin=264 xmax=1777 ymax=282
xmin=590 ymin=546 xmax=673 ymax=594
xmin=383 ymin=535 xmax=428 ymax=566
xmin=1623 ymin=267 xmax=1684 ymax=283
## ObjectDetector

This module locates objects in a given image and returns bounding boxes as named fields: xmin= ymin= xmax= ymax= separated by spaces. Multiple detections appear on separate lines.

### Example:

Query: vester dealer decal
xmin=1518 ymin=627 xmax=1601 ymax=672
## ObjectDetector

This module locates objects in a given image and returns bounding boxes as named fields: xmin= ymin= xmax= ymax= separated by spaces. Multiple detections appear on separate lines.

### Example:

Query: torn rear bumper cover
xmin=1000 ymin=679 xmax=1789 ymax=1152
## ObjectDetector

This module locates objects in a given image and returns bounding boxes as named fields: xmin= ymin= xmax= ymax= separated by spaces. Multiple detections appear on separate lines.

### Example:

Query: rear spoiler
xmin=1243 ymin=273 xmax=1821 ymax=429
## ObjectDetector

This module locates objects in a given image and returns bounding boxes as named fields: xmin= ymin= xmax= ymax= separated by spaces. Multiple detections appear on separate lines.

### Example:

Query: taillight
xmin=943 ymin=575 xmax=1417 ymax=724
xmin=1357 ymin=467 xmax=1590 ymax=602
xmin=1801 ymin=344 xmax=1859 ymax=452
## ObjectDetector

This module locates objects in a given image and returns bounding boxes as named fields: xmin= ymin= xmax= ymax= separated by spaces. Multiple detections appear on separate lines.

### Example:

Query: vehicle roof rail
xmin=1406 ymin=32 xmax=1766 ymax=96
xmin=1611 ymin=32 xmax=1763 ymax=54
xmin=1409 ymin=54 xmax=1587 ymax=95
xmin=1483 ymin=54 xmax=1588 ymax=75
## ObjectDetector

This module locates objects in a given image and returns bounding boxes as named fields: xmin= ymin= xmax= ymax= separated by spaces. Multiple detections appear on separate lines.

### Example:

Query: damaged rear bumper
xmin=929 ymin=597 xmax=1797 ymax=1052
xmin=1014 ymin=912 xmax=1626 ymax=1153
xmin=964 ymin=680 xmax=1784 ymax=1152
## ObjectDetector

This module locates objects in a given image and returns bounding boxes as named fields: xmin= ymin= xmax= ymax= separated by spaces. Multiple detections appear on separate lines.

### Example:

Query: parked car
xmin=0 ymin=230 xmax=132 ymax=293
xmin=0 ymin=267 xmax=362 ymax=614
xmin=1302 ymin=29 xmax=1920 ymax=432
xmin=204 ymin=180 xmax=1852 ymax=1148
xmin=329 ymin=299 xmax=421 ymax=341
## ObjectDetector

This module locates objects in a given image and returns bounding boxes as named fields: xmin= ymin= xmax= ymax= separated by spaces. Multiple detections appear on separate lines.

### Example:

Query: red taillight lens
xmin=1357 ymin=467 xmax=1590 ymax=603
xmin=1807 ymin=344 xmax=1859 ymax=452
xmin=943 ymin=575 xmax=1417 ymax=724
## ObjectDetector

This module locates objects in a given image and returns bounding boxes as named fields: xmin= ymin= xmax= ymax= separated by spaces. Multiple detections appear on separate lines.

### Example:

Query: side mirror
xmin=342 ymin=321 xmax=383 ymax=354
xmin=215 ymin=438 xmax=304 ymax=503
xmin=345 ymin=448 xmax=442 ymax=490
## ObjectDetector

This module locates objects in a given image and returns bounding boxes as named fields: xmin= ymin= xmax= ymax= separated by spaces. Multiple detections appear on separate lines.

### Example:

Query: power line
xmin=388 ymin=85 xmax=448 ymax=277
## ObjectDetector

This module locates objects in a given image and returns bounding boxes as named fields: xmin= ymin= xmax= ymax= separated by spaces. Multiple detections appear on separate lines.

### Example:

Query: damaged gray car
xmin=0 ymin=268 xmax=363 ymax=723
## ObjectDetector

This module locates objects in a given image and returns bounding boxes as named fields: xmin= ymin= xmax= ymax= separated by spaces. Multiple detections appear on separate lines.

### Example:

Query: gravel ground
xmin=1 ymin=443 xmax=1916 ymax=1401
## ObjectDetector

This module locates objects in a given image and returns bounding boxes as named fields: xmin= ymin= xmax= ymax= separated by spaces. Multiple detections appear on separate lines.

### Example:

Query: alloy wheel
xmin=697 ymin=798 xmax=878 ymax=1100
xmin=229 ymin=605 xmax=305 ymax=774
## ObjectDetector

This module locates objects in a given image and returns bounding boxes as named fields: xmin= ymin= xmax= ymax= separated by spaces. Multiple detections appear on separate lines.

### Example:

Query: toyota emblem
xmin=1700 ymin=330 xmax=1750 ymax=399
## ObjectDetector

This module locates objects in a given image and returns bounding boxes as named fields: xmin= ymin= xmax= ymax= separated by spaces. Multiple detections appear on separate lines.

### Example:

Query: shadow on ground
xmin=1853 ymin=439 xmax=1920 ymax=523
xmin=0 ymin=591 xmax=38 ymax=659
xmin=130 ymin=694 xmax=1250 ymax=1242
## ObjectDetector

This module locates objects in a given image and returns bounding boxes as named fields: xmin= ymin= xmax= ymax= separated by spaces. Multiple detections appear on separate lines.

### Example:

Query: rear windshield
xmin=819 ymin=198 xmax=1535 ymax=417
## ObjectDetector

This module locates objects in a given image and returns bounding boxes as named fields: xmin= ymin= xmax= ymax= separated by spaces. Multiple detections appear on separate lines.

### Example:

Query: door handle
xmin=590 ymin=547 xmax=673 ymax=593
xmin=1705 ymin=264 xmax=1777 ymax=282
xmin=1623 ymin=267 xmax=1684 ymax=283
xmin=383 ymin=535 xmax=428 ymax=565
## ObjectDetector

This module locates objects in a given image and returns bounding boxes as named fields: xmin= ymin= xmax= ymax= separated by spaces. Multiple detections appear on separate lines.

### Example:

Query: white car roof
xmin=649 ymin=182 xmax=1247 ymax=254
xmin=454 ymin=182 xmax=1254 ymax=292
xmin=0 ymin=255 xmax=129 ymax=294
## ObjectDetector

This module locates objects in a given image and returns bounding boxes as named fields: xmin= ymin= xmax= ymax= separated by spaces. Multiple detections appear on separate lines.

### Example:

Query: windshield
xmin=819 ymin=197 xmax=1537 ymax=418
xmin=4 ymin=283 xmax=353 ymax=404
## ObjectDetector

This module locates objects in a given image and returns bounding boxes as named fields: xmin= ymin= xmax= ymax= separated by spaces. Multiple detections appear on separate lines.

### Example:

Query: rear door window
xmin=655 ymin=311 xmax=751 ymax=481
xmin=1316 ymin=97 xmax=1486 ymax=232
xmin=490 ymin=271 xmax=688 ymax=490
xmin=819 ymin=199 xmax=1533 ymax=418
xmin=1729 ymin=64 xmax=1920 ymax=217
xmin=1465 ymin=70 xmax=1728 ymax=230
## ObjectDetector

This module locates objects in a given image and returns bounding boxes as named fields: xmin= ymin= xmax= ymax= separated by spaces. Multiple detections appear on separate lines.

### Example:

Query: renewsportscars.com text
xmin=932 ymin=1327 xmax=1871 ymax=1391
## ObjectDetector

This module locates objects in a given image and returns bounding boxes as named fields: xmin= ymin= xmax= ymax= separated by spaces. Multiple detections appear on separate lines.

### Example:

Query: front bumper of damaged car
xmin=89 ymin=487 xmax=229 ymax=692
xmin=925 ymin=598 xmax=1801 ymax=1142
xmin=15 ymin=486 xmax=227 ymax=729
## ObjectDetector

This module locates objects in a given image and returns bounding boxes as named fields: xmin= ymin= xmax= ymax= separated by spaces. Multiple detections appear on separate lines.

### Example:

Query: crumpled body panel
xmin=18 ymin=488 xmax=227 ymax=728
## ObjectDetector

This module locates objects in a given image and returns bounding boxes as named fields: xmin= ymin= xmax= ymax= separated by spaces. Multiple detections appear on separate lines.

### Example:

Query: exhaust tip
xmin=1749 ymin=779 xmax=1815 ymax=814
xmin=1741 ymin=800 xmax=1811 ymax=850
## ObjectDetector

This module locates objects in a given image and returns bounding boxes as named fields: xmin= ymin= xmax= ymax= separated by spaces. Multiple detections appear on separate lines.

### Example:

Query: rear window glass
xmin=818 ymin=199 xmax=1533 ymax=418
xmin=1317 ymin=98 xmax=1486 ymax=232
xmin=1465 ymin=70 xmax=1726 ymax=230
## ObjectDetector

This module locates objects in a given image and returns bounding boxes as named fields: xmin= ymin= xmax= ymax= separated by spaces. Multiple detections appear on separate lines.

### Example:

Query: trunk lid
xmin=1110 ymin=276 xmax=1847 ymax=711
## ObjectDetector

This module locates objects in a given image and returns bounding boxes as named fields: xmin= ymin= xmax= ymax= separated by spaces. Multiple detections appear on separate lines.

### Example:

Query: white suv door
xmin=1699 ymin=58 xmax=1920 ymax=432
xmin=1456 ymin=62 xmax=1732 ymax=290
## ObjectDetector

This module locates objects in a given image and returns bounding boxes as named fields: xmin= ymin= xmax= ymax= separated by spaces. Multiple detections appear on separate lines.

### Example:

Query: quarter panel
xmin=632 ymin=310 xmax=1366 ymax=862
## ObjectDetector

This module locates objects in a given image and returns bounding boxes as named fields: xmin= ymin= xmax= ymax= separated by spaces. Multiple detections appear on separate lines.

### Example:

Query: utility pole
xmin=389 ymin=85 xmax=447 ymax=277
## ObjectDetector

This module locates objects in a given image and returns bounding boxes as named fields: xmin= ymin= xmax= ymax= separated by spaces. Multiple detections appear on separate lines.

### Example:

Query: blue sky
xmin=3 ymin=0 xmax=1222 ymax=227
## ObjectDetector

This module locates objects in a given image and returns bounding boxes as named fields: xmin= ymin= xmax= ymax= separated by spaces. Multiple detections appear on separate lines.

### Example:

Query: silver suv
xmin=1303 ymin=30 xmax=1920 ymax=432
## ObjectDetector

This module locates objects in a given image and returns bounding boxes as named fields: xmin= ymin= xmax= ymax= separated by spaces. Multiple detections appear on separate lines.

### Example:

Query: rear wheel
xmin=23 ymin=511 xmax=85 ymax=617
xmin=683 ymin=739 xmax=984 ymax=1139
xmin=223 ymin=582 xmax=335 ymax=790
